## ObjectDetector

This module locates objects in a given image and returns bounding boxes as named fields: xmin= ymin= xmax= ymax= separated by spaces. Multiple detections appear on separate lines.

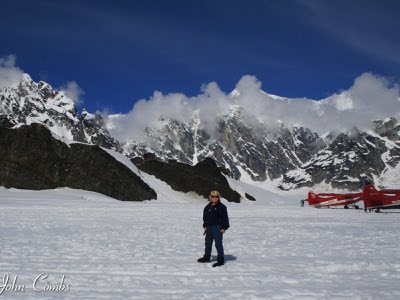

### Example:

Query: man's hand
xmin=220 ymin=229 xmax=225 ymax=234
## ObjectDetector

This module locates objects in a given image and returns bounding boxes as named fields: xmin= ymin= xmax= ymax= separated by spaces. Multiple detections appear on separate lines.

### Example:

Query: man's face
xmin=210 ymin=194 xmax=219 ymax=204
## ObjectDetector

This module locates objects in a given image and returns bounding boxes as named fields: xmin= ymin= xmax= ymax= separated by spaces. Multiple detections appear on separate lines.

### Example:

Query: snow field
xmin=0 ymin=188 xmax=399 ymax=299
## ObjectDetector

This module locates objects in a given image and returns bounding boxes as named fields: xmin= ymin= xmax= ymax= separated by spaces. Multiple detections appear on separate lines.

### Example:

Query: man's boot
xmin=197 ymin=254 xmax=211 ymax=263
xmin=212 ymin=256 xmax=224 ymax=267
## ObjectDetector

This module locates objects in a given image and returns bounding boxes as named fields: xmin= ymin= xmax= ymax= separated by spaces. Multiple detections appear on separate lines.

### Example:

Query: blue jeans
xmin=205 ymin=225 xmax=224 ymax=257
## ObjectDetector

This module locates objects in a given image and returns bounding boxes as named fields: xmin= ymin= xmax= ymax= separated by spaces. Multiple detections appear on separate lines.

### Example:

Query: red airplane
xmin=363 ymin=183 xmax=400 ymax=212
xmin=303 ymin=191 xmax=363 ymax=209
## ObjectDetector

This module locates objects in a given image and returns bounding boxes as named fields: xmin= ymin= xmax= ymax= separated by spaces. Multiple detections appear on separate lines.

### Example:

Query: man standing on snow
xmin=197 ymin=190 xmax=230 ymax=267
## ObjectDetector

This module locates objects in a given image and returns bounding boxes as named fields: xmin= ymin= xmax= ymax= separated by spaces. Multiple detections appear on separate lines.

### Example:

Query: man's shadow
xmin=212 ymin=254 xmax=237 ymax=262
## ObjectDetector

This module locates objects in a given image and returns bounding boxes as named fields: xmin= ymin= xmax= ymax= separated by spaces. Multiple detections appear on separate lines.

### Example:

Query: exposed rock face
xmin=0 ymin=115 xmax=17 ymax=128
xmin=373 ymin=118 xmax=400 ymax=141
xmin=280 ymin=118 xmax=400 ymax=190
xmin=131 ymin=156 xmax=242 ymax=203
xmin=217 ymin=110 xmax=326 ymax=181
xmin=127 ymin=108 xmax=399 ymax=191
xmin=126 ymin=107 xmax=326 ymax=182
xmin=0 ymin=123 xmax=156 ymax=201
xmin=81 ymin=109 xmax=122 ymax=151
xmin=245 ymin=193 xmax=256 ymax=201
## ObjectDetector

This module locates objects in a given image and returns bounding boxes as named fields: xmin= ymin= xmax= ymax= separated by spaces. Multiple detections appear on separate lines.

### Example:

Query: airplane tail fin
xmin=307 ymin=191 xmax=318 ymax=206
xmin=363 ymin=182 xmax=378 ymax=209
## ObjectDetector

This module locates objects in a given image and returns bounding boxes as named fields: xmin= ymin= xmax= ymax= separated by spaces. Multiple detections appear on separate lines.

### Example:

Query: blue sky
xmin=1 ymin=0 xmax=399 ymax=113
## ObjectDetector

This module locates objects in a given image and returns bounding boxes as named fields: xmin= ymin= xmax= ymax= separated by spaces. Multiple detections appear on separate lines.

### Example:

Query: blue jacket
xmin=203 ymin=201 xmax=230 ymax=230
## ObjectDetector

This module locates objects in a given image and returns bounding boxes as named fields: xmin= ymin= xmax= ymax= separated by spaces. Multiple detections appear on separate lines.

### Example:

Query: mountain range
xmin=1 ymin=73 xmax=399 ymax=195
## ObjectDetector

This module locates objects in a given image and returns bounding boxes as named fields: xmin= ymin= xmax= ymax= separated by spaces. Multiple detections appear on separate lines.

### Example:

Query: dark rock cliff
xmin=0 ymin=123 xmax=156 ymax=201
xmin=131 ymin=156 xmax=242 ymax=203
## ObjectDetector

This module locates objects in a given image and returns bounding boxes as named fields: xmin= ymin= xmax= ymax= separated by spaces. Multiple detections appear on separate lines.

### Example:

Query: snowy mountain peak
xmin=82 ymin=108 xmax=95 ymax=120
xmin=18 ymin=72 xmax=33 ymax=84
xmin=0 ymin=75 xmax=121 ymax=151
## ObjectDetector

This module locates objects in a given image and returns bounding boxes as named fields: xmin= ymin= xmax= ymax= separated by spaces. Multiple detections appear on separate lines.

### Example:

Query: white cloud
xmin=60 ymin=81 xmax=85 ymax=105
xmin=0 ymin=54 xmax=24 ymax=89
xmin=106 ymin=73 xmax=400 ymax=142
xmin=333 ymin=92 xmax=353 ymax=111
